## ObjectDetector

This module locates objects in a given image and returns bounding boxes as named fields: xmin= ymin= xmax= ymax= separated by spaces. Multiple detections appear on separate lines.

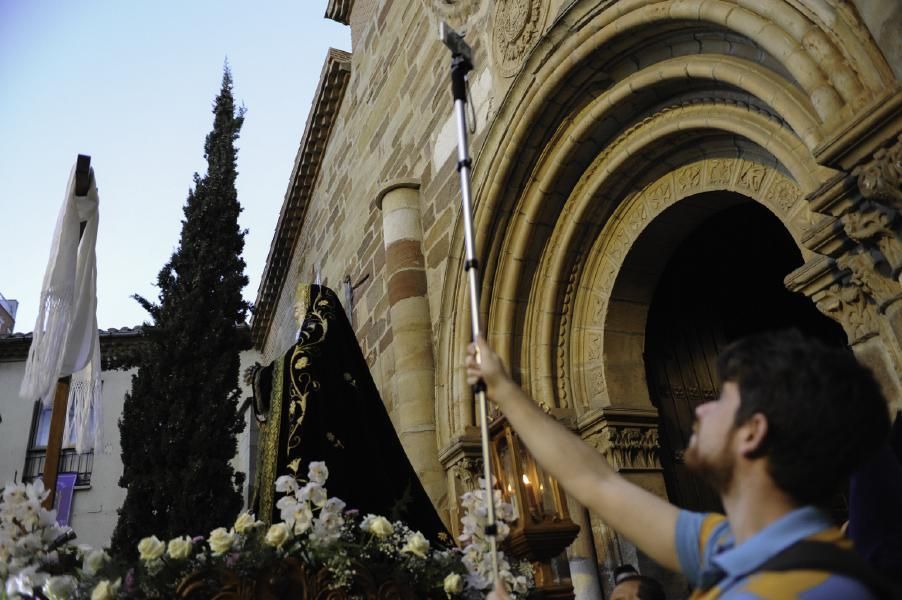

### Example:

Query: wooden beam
xmin=42 ymin=376 xmax=70 ymax=509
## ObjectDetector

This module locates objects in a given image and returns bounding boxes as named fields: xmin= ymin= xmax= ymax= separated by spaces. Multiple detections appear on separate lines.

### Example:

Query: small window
xmin=23 ymin=398 xmax=94 ymax=488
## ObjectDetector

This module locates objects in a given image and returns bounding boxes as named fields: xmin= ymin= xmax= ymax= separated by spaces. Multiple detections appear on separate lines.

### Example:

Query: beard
xmin=684 ymin=434 xmax=735 ymax=493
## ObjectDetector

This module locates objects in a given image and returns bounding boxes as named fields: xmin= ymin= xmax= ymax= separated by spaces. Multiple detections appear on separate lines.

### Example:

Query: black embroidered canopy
xmin=251 ymin=284 xmax=448 ymax=542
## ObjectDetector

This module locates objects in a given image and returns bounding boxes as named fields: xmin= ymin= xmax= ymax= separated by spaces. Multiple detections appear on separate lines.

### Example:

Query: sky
xmin=0 ymin=1 xmax=351 ymax=332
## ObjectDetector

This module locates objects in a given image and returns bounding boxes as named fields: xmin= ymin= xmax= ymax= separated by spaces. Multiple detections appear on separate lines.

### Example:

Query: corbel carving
xmin=854 ymin=134 xmax=902 ymax=211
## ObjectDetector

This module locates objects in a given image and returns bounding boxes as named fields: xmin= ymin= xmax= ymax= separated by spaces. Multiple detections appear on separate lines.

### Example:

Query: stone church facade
xmin=251 ymin=1 xmax=902 ymax=595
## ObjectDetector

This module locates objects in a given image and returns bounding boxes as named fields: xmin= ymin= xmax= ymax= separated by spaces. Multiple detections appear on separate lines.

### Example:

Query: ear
xmin=737 ymin=412 xmax=768 ymax=458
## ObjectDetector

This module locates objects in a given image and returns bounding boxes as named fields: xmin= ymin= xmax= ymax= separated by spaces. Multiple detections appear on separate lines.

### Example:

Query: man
xmin=472 ymin=330 xmax=891 ymax=598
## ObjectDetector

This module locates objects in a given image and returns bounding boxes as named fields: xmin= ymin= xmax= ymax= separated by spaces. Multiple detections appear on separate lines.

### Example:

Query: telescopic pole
xmin=439 ymin=21 xmax=501 ymax=584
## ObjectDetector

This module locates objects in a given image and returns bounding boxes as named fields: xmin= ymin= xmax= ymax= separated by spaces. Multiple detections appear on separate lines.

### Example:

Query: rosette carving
xmin=493 ymin=0 xmax=546 ymax=77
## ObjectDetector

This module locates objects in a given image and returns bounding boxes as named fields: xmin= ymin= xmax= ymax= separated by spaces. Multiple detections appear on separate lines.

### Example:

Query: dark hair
xmin=613 ymin=564 xmax=639 ymax=584
xmin=717 ymin=329 xmax=890 ymax=505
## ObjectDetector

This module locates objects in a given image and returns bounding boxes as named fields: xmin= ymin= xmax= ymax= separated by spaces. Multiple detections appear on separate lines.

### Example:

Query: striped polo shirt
xmin=675 ymin=506 xmax=876 ymax=599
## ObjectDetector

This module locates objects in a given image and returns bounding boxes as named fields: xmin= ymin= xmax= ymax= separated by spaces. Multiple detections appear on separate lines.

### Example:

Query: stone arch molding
xmin=434 ymin=0 xmax=896 ymax=449
xmin=568 ymin=157 xmax=821 ymax=412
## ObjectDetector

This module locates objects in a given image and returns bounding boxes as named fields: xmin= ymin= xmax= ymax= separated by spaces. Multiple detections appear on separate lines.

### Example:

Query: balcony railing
xmin=23 ymin=448 xmax=93 ymax=488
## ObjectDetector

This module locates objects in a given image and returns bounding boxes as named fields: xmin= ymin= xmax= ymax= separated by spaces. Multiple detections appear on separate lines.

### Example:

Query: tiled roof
xmin=325 ymin=0 xmax=354 ymax=25
xmin=0 ymin=327 xmax=145 ymax=368
xmin=251 ymin=48 xmax=352 ymax=349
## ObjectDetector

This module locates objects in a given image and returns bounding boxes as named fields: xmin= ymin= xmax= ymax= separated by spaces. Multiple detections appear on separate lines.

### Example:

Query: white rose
xmin=443 ymin=573 xmax=463 ymax=594
xmin=90 ymin=578 xmax=120 ymax=600
xmin=167 ymin=535 xmax=193 ymax=560
xmin=265 ymin=523 xmax=291 ymax=548
xmin=400 ymin=531 xmax=430 ymax=559
xmin=307 ymin=461 xmax=328 ymax=484
xmin=208 ymin=527 xmax=236 ymax=556
xmin=367 ymin=516 xmax=394 ymax=537
xmin=82 ymin=549 xmax=108 ymax=576
xmin=137 ymin=535 xmax=165 ymax=561
xmin=233 ymin=511 xmax=259 ymax=534
xmin=44 ymin=575 xmax=76 ymax=600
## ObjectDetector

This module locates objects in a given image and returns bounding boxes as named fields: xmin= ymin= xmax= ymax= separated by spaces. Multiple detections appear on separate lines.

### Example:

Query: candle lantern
xmin=490 ymin=416 xmax=580 ymax=599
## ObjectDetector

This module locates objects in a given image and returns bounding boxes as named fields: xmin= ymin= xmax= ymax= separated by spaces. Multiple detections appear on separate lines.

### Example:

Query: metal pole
xmin=440 ymin=21 xmax=501 ymax=584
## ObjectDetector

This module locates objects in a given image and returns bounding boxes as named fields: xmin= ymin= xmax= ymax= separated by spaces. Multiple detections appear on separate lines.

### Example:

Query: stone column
xmin=377 ymin=180 xmax=446 ymax=508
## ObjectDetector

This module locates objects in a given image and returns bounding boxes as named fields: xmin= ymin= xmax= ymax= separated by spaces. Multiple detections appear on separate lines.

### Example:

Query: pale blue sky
xmin=0 ymin=1 xmax=351 ymax=332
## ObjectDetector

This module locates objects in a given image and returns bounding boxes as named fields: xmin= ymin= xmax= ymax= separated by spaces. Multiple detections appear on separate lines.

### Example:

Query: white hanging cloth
xmin=20 ymin=162 xmax=102 ymax=453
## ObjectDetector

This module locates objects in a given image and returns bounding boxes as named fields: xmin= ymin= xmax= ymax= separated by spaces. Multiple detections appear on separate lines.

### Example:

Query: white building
xmin=0 ymin=327 xmax=260 ymax=550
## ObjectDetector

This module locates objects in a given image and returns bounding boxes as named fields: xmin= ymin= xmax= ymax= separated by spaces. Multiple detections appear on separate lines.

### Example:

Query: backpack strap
xmin=758 ymin=540 xmax=900 ymax=599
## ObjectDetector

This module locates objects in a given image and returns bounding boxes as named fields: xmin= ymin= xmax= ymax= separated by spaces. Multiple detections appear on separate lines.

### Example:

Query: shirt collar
xmin=711 ymin=506 xmax=834 ymax=577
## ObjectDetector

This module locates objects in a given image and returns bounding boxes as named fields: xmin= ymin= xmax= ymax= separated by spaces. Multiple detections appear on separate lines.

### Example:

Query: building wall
xmin=255 ymin=1 xmax=902 ymax=597
xmin=0 ymin=343 xmax=260 ymax=550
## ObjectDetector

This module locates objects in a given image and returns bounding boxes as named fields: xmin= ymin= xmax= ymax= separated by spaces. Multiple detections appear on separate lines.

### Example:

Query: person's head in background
xmin=611 ymin=565 xmax=666 ymax=600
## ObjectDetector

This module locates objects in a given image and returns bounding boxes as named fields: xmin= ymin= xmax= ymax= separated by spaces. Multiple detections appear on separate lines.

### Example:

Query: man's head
xmin=611 ymin=565 xmax=666 ymax=600
xmin=685 ymin=329 xmax=890 ymax=505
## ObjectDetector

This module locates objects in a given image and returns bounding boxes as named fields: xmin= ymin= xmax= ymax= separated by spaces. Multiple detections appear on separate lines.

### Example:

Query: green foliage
xmin=111 ymin=66 xmax=250 ymax=558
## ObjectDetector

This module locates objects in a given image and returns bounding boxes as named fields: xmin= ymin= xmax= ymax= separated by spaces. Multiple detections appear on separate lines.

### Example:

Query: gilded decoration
xmin=492 ymin=0 xmax=546 ymax=78
xmin=258 ymin=357 xmax=284 ymax=526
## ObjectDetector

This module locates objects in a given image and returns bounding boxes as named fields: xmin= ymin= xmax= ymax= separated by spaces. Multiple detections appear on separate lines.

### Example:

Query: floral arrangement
xmin=2 ymin=461 xmax=533 ymax=599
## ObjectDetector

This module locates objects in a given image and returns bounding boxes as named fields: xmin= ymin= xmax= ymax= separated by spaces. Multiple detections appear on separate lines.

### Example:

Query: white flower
xmin=90 ymin=578 xmax=120 ymax=600
xmin=44 ymin=575 xmax=76 ymax=600
xmin=264 ymin=523 xmax=291 ymax=548
xmin=208 ymin=527 xmax=236 ymax=556
xmin=443 ymin=572 xmax=463 ymax=594
xmin=274 ymin=475 xmax=298 ymax=494
xmin=363 ymin=515 xmax=393 ymax=537
xmin=82 ymin=549 xmax=108 ymax=575
xmin=167 ymin=536 xmax=193 ymax=560
xmin=322 ymin=497 xmax=345 ymax=515
xmin=400 ymin=531 xmax=430 ymax=559
xmin=137 ymin=535 xmax=165 ymax=562
xmin=292 ymin=504 xmax=314 ymax=534
xmin=308 ymin=461 xmax=328 ymax=484
xmin=233 ymin=511 xmax=261 ymax=534
xmin=300 ymin=482 xmax=328 ymax=507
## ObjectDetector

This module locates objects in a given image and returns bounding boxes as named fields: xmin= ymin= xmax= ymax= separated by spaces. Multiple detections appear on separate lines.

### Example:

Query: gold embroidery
xmin=259 ymin=355 xmax=284 ymax=525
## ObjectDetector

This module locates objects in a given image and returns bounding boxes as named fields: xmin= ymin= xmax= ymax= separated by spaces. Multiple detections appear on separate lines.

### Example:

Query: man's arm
xmin=468 ymin=336 xmax=681 ymax=572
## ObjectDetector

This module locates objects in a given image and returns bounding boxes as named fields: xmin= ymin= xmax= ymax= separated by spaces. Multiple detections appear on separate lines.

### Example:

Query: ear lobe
xmin=739 ymin=413 xmax=768 ymax=458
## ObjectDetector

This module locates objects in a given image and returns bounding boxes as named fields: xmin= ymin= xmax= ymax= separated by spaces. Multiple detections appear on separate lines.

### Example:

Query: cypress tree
xmin=112 ymin=66 xmax=249 ymax=556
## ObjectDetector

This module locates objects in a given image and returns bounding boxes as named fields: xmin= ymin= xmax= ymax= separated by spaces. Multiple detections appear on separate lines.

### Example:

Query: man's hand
xmin=466 ymin=335 xmax=511 ymax=400
xmin=486 ymin=580 xmax=510 ymax=600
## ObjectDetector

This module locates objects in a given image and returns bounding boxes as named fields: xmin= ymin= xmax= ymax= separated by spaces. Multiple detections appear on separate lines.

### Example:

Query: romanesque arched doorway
xmin=644 ymin=195 xmax=847 ymax=512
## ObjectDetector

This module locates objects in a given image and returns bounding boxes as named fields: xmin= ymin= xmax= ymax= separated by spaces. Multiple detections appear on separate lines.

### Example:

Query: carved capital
xmin=854 ymin=134 xmax=902 ymax=211
xmin=841 ymin=203 xmax=902 ymax=278
xmin=579 ymin=407 xmax=661 ymax=472
xmin=439 ymin=430 xmax=485 ymax=493
xmin=837 ymin=252 xmax=902 ymax=311
xmin=813 ymin=280 xmax=881 ymax=344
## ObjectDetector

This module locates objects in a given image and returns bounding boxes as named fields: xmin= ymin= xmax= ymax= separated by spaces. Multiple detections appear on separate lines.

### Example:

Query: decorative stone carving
xmin=707 ymin=158 xmax=734 ymax=186
xmin=580 ymin=408 xmax=661 ymax=472
xmin=838 ymin=252 xmax=902 ymax=311
xmin=420 ymin=0 xmax=479 ymax=24
xmin=449 ymin=457 xmax=483 ymax=493
xmin=493 ymin=0 xmax=546 ymax=78
xmin=814 ymin=281 xmax=880 ymax=344
xmin=737 ymin=163 xmax=768 ymax=194
xmin=842 ymin=203 xmax=902 ymax=280
xmin=854 ymin=134 xmax=902 ymax=211
xmin=765 ymin=176 xmax=801 ymax=214
xmin=592 ymin=426 xmax=660 ymax=471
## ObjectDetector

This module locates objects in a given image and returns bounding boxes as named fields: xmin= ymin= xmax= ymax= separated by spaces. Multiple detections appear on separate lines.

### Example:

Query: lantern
xmin=490 ymin=416 xmax=580 ymax=599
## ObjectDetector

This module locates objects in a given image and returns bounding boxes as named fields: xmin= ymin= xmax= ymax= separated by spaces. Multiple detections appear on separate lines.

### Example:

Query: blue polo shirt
xmin=675 ymin=506 xmax=875 ymax=598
